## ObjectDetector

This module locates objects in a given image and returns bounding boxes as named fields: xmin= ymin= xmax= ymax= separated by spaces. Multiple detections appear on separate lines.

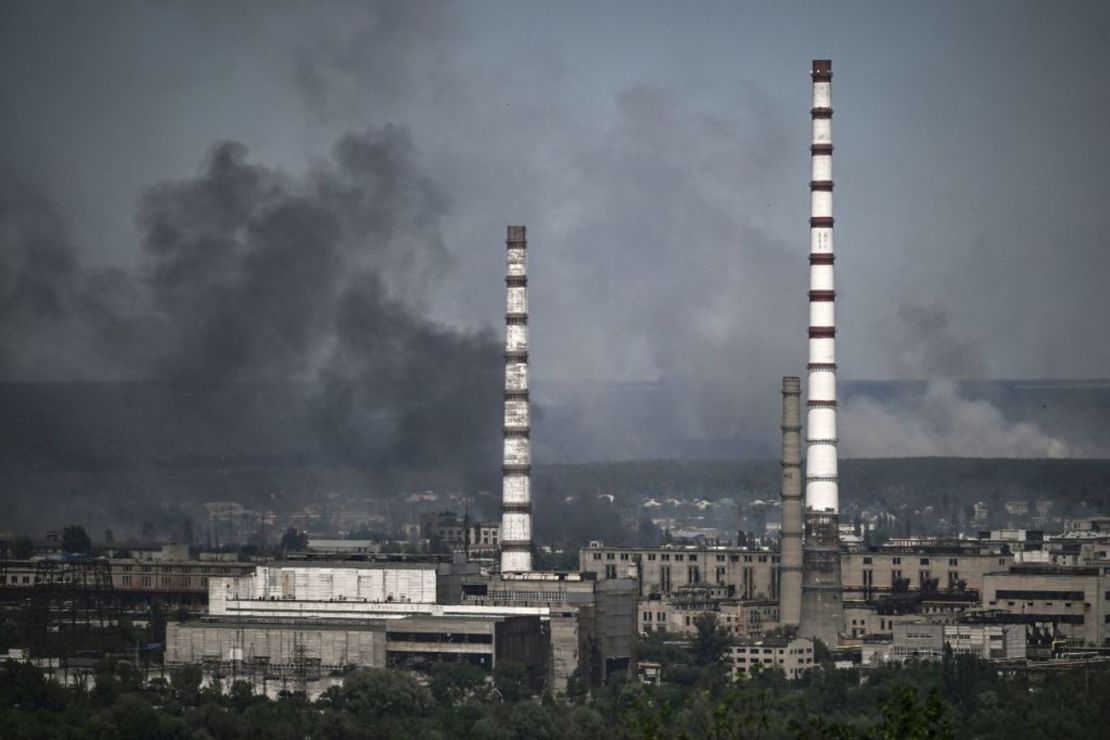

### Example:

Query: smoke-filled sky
xmin=1 ymin=0 xmax=1108 ymax=460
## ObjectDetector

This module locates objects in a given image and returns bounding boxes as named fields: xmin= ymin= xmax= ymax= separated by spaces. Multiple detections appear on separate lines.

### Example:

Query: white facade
xmin=207 ymin=565 xmax=549 ymax=622
xmin=209 ymin=563 xmax=437 ymax=608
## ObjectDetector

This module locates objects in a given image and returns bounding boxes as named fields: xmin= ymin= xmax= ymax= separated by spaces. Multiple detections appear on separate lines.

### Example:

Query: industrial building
xmin=166 ymin=613 xmax=547 ymax=686
xmin=638 ymin=588 xmax=779 ymax=637
xmin=0 ymin=547 xmax=255 ymax=609
xmin=580 ymin=543 xmax=781 ymax=600
xmin=162 ymin=558 xmax=636 ymax=692
xmin=841 ymin=547 xmax=1013 ymax=600
xmin=980 ymin=565 xmax=1109 ymax=646
xmin=879 ymin=622 xmax=1027 ymax=662
xmin=729 ymin=636 xmax=816 ymax=680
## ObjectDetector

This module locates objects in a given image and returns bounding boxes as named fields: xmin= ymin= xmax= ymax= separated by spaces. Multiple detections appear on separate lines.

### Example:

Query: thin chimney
xmin=500 ymin=225 xmax=532 ymax=573
xmin=800 ymin=59 xmax=844 ymax=645
xmin=779 ymin=376 xmax=803 ymax=626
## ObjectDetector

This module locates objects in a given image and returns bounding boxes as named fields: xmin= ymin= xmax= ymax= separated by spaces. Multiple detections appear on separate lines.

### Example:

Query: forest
xmin=2 ymin=631 xmax=1107 ymax=740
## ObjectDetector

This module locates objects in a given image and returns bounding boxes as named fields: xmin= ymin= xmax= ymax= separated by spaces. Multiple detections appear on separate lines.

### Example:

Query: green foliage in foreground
xmin=1 ymin=653 xmax=1109 ymax=739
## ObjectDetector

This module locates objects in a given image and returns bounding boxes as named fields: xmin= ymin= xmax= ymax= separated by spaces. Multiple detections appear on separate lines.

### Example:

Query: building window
xmin=892 ymin=557 xmax=901 ymax=565
xmin=593 ymin=553 xmax=602 ymax=561
xmin=606 ymin=553 xmax=615 ymax=560
xmin=920 ymin=558 xmax=930 ymax=566
xmin=648 ymin=554 xmax=656 ymax=561
xmin=863 ymin=557 xmax=872 ymax=565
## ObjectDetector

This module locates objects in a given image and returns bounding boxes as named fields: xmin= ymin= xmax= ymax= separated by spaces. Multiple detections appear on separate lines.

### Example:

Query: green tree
xmin=692 ymin=613 xmax=732 ymax=668
xmin=171 ymin=663 xmax=203 ymax=705
xmin=61 ymin=524 xmax=92 ymax=554
xmin=867 ymin=686 xmax=951 ymax=740
xmin=493 ymin=660 xmax=531 ymax=702
xmin=429 ymin=661 xmax=489 ymax=705
xmin=341 ymin=668 xmax=432 ymax=719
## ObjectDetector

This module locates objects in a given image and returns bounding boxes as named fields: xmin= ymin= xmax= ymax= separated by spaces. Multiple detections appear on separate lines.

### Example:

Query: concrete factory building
xmin=165 ymin=559 xmax=636 ymax=692
xmin=881 ymin=622 xmax=1027 ymax=662
xmin=980 ymin=565 xmax=1110 ymax=646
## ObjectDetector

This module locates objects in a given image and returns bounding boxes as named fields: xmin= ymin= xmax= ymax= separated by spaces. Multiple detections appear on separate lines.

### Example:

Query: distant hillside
xmin=534 ymin=457 xmax=1110 ymax=513
xmin=2 ymin=379 xmax=1107 ymax=470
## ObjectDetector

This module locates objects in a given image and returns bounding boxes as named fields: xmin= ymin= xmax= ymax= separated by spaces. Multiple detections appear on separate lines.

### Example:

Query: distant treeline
xmin=3 ymin=457 xmax=1109 ymax=541
xmin=534 ymin=457 xmax=1110 ymax=513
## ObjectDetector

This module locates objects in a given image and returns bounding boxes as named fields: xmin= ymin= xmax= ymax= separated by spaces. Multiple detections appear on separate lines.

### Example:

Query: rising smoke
xmin=839 ymin=302 xmax=1073 ymax=458
xmin=0 ymin=127 xmax=502 ymax=487
xmin=840 ymin=379 xmax=1070 ymax=458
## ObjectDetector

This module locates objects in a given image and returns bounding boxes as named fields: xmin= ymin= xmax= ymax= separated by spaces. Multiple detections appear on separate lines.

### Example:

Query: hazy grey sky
xmin=2 ymin=0 xmax=1108 ymax=456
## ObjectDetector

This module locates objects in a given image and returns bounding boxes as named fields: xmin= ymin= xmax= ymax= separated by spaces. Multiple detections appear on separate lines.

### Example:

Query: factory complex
xmin=11 ymin=60 xmax=1106 ymax=697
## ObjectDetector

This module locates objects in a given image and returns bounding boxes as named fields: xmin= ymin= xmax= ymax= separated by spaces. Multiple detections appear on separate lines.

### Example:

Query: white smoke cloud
xmin=840 ymin=380 xmax=1070 ymax=458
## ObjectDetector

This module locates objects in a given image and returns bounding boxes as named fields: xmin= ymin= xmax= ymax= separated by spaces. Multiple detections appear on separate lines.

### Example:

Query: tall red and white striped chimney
xmin=799 ymin=59 xmax=843 ymax=646
xmin=500 ymin=225 xmax=532 ymax=573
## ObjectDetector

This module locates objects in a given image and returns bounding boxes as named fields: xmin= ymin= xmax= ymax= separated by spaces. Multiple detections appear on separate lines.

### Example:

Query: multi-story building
xmin=419 ymin=511 xmax=500 ymax=554
xmin=980 ymin=565 xmax=1109 ymax=646
xmin=843 ymin=592 xmax=978 ymax=640
xmin=841 ymin=547 xmax=1012 ymax=600
xmin=457 ymin=571 xmax=639 ymax=688
xmin=584 ymin=542 xmax=1019 ymax=603
xmin=730 ymin=637 xmax=815 ymax=680
xmin=637 ymin=586 xmax=779 ymax=637
xmin=0 ymin=550 xmax=256 ymax=609
xmin=580 ymin=543 xmax=780 ymax=600
xmin=884 ymin=621 xmax=1026 ymax=661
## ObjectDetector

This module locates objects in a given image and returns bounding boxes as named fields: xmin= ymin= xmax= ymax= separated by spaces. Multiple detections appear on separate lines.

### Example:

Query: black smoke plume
xmin=0 ymin=126 xmax=503 ymax=498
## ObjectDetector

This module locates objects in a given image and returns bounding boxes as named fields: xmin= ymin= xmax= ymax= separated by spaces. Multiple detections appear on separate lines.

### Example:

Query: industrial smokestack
xmin=779 ymin=376 xmax=803 ymax=627
xmin=500 ymin=225 xmax=532 ymax=573
xmin=799 ymin=59 xmax=844 ymax=646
